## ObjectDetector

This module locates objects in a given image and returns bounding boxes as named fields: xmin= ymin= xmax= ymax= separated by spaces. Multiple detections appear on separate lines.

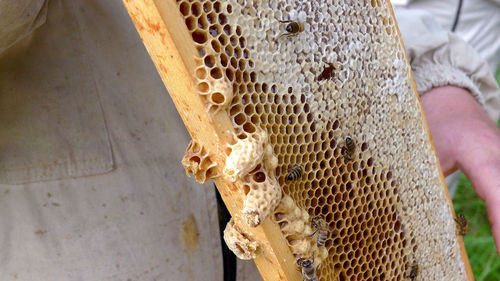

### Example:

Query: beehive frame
xmin=123 ymin=0 xmax=474 ymax=280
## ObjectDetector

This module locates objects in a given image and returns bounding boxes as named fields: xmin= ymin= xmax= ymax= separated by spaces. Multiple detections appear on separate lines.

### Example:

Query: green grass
xmin=454 ymin=174 xmax=500 ymax=281
xmin=452 ymin=67 xmax=500 ymax=281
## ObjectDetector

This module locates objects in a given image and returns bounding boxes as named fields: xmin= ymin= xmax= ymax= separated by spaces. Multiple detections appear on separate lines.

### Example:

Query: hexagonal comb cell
xmin=174 ymin=0 xmax=468 ymax=280
xmin=194 ymin=57 xmax=234 ymax=114
xmin=182 ymin=140 xmax=218 ymax=183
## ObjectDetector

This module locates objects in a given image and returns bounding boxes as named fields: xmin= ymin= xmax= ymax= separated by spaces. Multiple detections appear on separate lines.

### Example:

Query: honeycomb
xmin=172 ymin=0 xmax=468 ymax=280
xmin=194 ymin=57 xmax=234 ymax=114
xmin=224 ymin=217 xmax=263 ymax=260
xmin=273 ymin=195 xmax=329 ymax=268
xmin=182 ymin=140 xmax=218 ymax=183
xmin=223 ymin=128 xmax=268 ymax=182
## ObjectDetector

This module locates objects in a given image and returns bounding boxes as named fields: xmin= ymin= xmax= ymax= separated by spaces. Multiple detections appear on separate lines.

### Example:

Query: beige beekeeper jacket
xmin=0 ymin=1 xmax=498 ymax=280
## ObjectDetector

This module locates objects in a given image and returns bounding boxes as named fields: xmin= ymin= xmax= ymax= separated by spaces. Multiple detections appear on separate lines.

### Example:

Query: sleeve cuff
xmin=412 ymin=63 xmax=486 ymax=108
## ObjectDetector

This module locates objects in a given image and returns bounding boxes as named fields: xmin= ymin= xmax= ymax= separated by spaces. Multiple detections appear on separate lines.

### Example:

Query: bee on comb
xmin=286 ymin=164 xmax=303 ymax=181
xmin=454 ymin=214 xmax=469 ymax=236
xmin=278 ymin=20 xmax=304 ymax=38
xmin=342 ymin=137 xmax=356 ymax=161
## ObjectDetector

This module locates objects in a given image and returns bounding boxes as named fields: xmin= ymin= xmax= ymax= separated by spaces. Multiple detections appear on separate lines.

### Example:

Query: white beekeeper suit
xmin=0 ymin=1 xmax=222 ymax=280
xmin=394 ymin=0 xmax=500 ymax=72
xmin=0 ymin=0 xmax=498 ymax=280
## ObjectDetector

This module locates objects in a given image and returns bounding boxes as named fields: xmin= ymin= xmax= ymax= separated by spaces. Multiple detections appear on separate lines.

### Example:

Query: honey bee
xmin=279 ymin=20 xmax=304 ymax=38
xmin=309 ymin=216 xmax=329 ymax=247
xmin=408 ymin=262 xmax=419 ymax=280
xmin=286 ymin=164 xmax=303 ymax=181
xmin=342 ymin=137 xmax=356 ymax=161
xmin=296 ymin=255 xmax=319 ymax=281
xmin=455 ymin=214 xmax=469 ymax=236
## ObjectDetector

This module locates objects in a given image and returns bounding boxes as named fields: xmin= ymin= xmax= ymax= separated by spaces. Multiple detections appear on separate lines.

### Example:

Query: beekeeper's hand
xmin=422 ymin=85 xmax=500 ymax=255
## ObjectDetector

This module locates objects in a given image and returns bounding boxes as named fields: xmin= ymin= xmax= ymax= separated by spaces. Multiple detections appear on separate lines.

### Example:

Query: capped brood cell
xmin=223 ymin=129 xmax=268 ymax=182
xmin=273 ymin=195 xmax=329 ymax=278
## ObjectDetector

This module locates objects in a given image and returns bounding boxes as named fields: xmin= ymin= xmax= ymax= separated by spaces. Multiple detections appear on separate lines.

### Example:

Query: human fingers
xmin=461 ymin=164 xmax=500 ymax=255
xmin=485 ymin=195 xmax=500 ymax=256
